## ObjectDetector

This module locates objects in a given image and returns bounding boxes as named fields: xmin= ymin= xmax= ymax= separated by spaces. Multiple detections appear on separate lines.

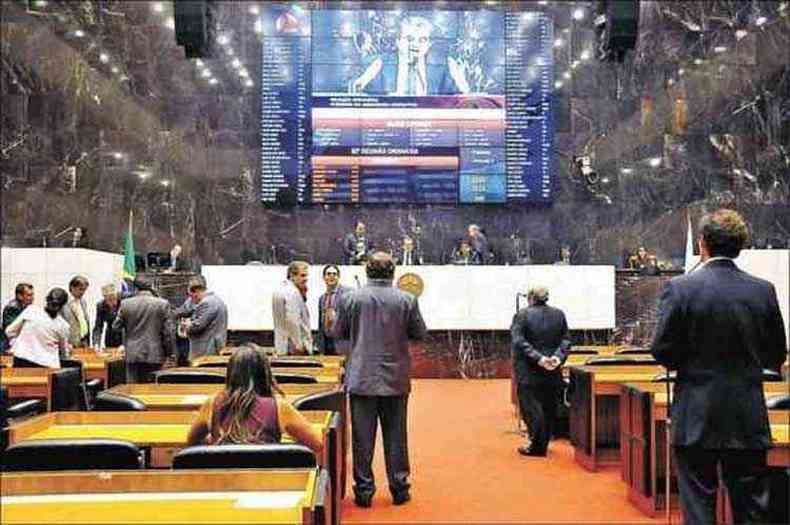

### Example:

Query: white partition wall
xmin=1 ymin=248 xmax=124 ymax=332
xmin=202 ymin=265 xmax=616 ymax=331
xmin=686 ymin=249 xmax=789 ymax=340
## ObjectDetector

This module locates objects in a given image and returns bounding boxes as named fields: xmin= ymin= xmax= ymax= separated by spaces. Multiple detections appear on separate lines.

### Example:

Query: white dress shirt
xmin=5 ymin=305 xmax=71 ymax=367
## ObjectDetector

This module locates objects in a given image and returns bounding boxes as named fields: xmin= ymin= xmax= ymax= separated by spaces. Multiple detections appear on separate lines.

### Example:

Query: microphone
xmin=354 ymin=275 xmax=361 ymax=289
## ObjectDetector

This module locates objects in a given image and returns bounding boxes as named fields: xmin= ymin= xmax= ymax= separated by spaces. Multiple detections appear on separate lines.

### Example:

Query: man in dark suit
xmin=510 ymin=286 xmax=571 ymax=457
xmin=1 ymin=283 xmax=34 ymax=353
xmin=113 ymin=276 xmax=175 ymax=383
xmin=317 ymin=265 xmax=352 ymax=356
xmin=332 ymin=252 xmax=426 ymax=507
xmin=651 ymin=209 xmax=787 ymax=525
xmin=92 ymin=284 xmax=123 ymax=349
xmin=468 ymin=224 xmax=491 ymax=265
xmin=343 ymin=221 xmax=373 ymax=265
xmin=395 ymin=236 xmax=423 ymax=266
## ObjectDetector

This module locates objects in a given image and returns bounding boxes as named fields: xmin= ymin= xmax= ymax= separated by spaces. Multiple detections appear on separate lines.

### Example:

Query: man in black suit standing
xmin=344 ymin=221 xmax=373 ymax=265
xmin=510 ymin=286 xmax=570 ymax=457
xmin=317 ymin=265 xmax=352 ymax=356
xmin=651 ymin=209 xmax=787 ymax=525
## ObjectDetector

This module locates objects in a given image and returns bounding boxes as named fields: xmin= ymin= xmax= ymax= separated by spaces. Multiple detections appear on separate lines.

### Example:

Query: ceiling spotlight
xmin=248 ymin=5 xmax=260 ymax=15
xmin=538 ymin=0 xmax=549 ymax=4
xmin=554 ymin=38 xmax=564 ymax=47
xmin=231 ymin=58 xmax=241 ymax=68
xmin=99 ymin=53 xmax=109 ymax=63
xmin=735 ymin=29 xmax=748 ymax=39
xmin=554 ymin=80 xmax=563 ymax=89
xmin=601 ymin=177 xmax=610 ymax=184
xmin=217 ymin=34 xmax=230 ymax=45
xmin=571 ymin=60 xmax=581 ymax=69
xmin=694 ymin=58 xmax=703 ymax=65
xmin=74 ymin=30 xmax=85 ymax=38
xmin=34 ymin=0 xmax=48 ymax=7
xmin=572 ymin=8 xmax=585 ymax=21
xmin=245 ymin=79 xmax=254 ymax=87
xmin=113 ymin=152 xmax=124 ymax=159
xmin=200 ymin=68 xmax=211 ymax=78
xmin=160 ymin=180 xmax=171 ymax=187
xmin=195 ymin=59 xmax=204 ymax=68
xmin=648 ymin=157 xmax=662 ymax=168
xmin=714 ymin=46 xmax=727 ymax=53
xmin=755 ymin=16 xmax=767 ymax=26
xmin=111 ymin=66 xmax=120 ymax=74
xmin=137 ymin=172 xmax=150 ymax=180
xmin=563 ymin=71 xmax=571 ymax=79
xmin=678 ymin=68 xmax=685 ymax=76
xmin=580 ymin=50 xmax=591 ymax=61
xmin=208 ymin=78 xmax=218 ymax=85
xmin=226 ymin=48 xmax=235 ymax=56
xmin=151 ymin=2 xmax=164 ymax=13
xmin=254 ymin=20 xmax=263 ymax=33
xmin=621 ymin=168 xmax=634 ymax=175
xmin=239 ymin=68 xmax=249 ymax=78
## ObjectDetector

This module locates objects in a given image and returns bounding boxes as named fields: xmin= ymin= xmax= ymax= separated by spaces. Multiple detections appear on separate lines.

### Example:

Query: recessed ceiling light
xmin=554 ymin=38 xmax=564 ymax=47
xmin=111 ymin=66 xmax=120 ymax=74
xmin=99 ymin=53 xmax=109 ymax=63
xmin=201 ymin=69 xmax=211 ymax=78
xmin=208 ymin=78 xmax=218 ymax=85
xmin=152 ymin=2 xmax=164 ymax=13
xmin=648 ymin=157 xmax=662 ymax=167
xmin=74 ymin=30 xmax=85 ymax=38
xmin=572 ymin=8 xmax=585 ymax=20
xmin=554 ymin=80 xmax=563 ymax=89
xmin=245 ymin=79 xmax=254 ymax=87
xmin=249 ymin=5 xmax=260 ymax=15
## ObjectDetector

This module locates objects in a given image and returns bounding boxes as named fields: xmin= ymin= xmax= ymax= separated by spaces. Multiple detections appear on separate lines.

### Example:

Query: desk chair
xmin=1 ymin=439 xmax=144 ymax=471
xmin=762 ymin=369 xmax=783 ymax=382
xmin=155 ymin=370 xmax=225 ymax=384
xmin=569 ymin=349 xmax=599 ymax=355
xmin=51 ymin=367 xmax=88 ymax=411
xmin=1 ymin=387 xmax=46 ymax=451
xmin=271 ymin=359 xmax=323 ymax=368
xmin=615 ymin=348 xmax=651 ymax=355
xmin=61 ymin=359 xmax=105 ymax=403
xmin=275 ymin=373 xmax=318 ymax=384
xmin=765 ymin=394 xmax=790 ymax=410
xmin=93 ymin=391 xmax=146 ymax=411
xmin=172 ymin=443 xmax=316 ymax=469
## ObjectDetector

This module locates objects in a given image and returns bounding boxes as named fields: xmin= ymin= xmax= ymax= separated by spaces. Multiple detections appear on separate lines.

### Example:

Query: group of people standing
xmin=342 ymin=221 xmax=492 ymax=266
xmin=1 ymin=274 xmax=228 ymax=384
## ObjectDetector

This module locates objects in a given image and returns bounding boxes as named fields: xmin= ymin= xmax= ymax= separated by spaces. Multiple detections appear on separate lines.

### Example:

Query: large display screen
xmin=260 ymin=7 xmax=553 ymax=205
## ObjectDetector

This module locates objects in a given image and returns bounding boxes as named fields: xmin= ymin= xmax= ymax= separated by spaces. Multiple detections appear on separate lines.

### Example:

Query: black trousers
xmin=350 ymin=394 xmax=410 ymax=498
xmin=125 ymin=362 xmax=161 ymax=384
xmin=517 ymin=381 xmax=559 ymax=454
xmin=673 ymin=447 xmax=771 ymax=525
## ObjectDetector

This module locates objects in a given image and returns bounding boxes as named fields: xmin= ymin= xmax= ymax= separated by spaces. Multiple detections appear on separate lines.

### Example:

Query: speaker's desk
xmin=620 ymin=381 xmax=789 ymax=517
xmin=7 ymin=410 xmax=334 ymax=468
xmin=163 ymin=366 xmax=342 ymax=384
xmin=568 ymin=364 xmax=666 ymax=471
xmin=0 ymin=468 xmax=329 ymax=525
xmin=107 ymin=383 xmax=341 ymax=411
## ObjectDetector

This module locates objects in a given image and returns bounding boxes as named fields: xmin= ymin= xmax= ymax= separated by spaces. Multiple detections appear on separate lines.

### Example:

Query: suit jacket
xmin=272 ymin=280 xmax=312 ymax=355
xmin=651 ymin=258 xmax=787 ymax=449
xmin=396 ymin=249 xmax=423 ymax=266
xmin=61 ymin=297 xmax=90 ymax=348
xmin=510 ymin=304 xmax=571 ymax=386
xmin=317 ymin=284 xmax=352 ymax=355
xmin=470 ymin=233 xmax=490 ymax=264
xmin=92 ymin=300 xmax=123 ymax=349
xmin=1 ymin=299 xmax=25 ymax=352
xmin=113 ymin=291 xmax=174 ymax=364
xmin=185 ymin=292 xmax=228 ymax=359
xmin=332 ymin=279 xmax=427 ymax=396
xmin=343 ymin=233 xmax=373 ymax=265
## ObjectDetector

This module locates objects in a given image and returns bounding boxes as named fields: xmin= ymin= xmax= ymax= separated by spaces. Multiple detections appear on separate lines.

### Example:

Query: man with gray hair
xmin=272 ymin=261 xmax=313 ymax=355
xmin=510 ymin=285 xmax=570 ymax=456
xmin=174 ymin=276 xmax=228 ymax=360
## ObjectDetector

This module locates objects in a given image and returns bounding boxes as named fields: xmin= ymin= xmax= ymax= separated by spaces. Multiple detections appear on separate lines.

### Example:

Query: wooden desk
xmin=568 ymin=364 xmax=664 ymax=471
xmin=162 ymin=366 xmax=341 ymax=384
xmin=0 ymin=468 xmax=329 ymax=525
xmin=2 ymin=352 xmax=125 ymax=389
xmin=8 ymin=410 xmax=334 ymax=468
xmin=0 ymin=368 xmax=54 ymax=410
xmin=106 ymin=383 xmax=341 ymax=411
xmin=620 ymin=382 xmax=789 ymax=517
xmin=219 ymin=347 xmax=345 ymax=366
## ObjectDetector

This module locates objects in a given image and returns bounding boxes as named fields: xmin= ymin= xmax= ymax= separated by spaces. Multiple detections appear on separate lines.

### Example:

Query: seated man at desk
xmin=450 ymin=238 xmax=481 ymax=265
xmin=187 ymin=344 xmax=324 ymax=462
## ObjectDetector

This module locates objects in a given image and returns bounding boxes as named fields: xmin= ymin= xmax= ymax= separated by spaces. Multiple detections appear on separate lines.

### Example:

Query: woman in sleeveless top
xmin=186 ymin=344 xmax=324 ymax=460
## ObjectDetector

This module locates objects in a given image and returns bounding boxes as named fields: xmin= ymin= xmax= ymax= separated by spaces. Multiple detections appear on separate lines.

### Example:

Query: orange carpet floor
xmin=341 ymin=379 xmax=676 ymax=524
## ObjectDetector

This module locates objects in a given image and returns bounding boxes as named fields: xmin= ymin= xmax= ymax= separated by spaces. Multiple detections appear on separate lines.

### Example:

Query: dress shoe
xmin=392 ymin=491 xmax=411 ymax=505
xmin=518 ymin=445 xmax=547 ymax=457
xmin=354 ymin=494 xmax=373 ymax=508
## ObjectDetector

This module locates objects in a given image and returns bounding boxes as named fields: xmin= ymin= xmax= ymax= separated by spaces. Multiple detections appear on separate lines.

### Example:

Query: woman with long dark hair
xmin=5 ymin=287 xmax=71 ymax=367
xmin=186 ymin=344 xmax=324 ymax=458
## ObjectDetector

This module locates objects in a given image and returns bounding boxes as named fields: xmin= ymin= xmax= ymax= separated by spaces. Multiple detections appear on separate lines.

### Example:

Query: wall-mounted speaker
xmin=174 ymin=0 xmax=215 ymax=58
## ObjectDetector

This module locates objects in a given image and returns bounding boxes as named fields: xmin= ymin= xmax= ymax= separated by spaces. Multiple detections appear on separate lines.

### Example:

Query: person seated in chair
xmin=186 ymin=344 xmax=324 ymax=462
xmin=450 ymin=238 xmax=481 ymax=265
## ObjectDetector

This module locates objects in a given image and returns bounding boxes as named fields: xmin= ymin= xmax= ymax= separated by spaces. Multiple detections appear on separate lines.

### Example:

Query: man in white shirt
xmin=272 ymin=261 xmax=313 ymax=356
xmin=5 ymin=287 xmax=71 ymax=368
